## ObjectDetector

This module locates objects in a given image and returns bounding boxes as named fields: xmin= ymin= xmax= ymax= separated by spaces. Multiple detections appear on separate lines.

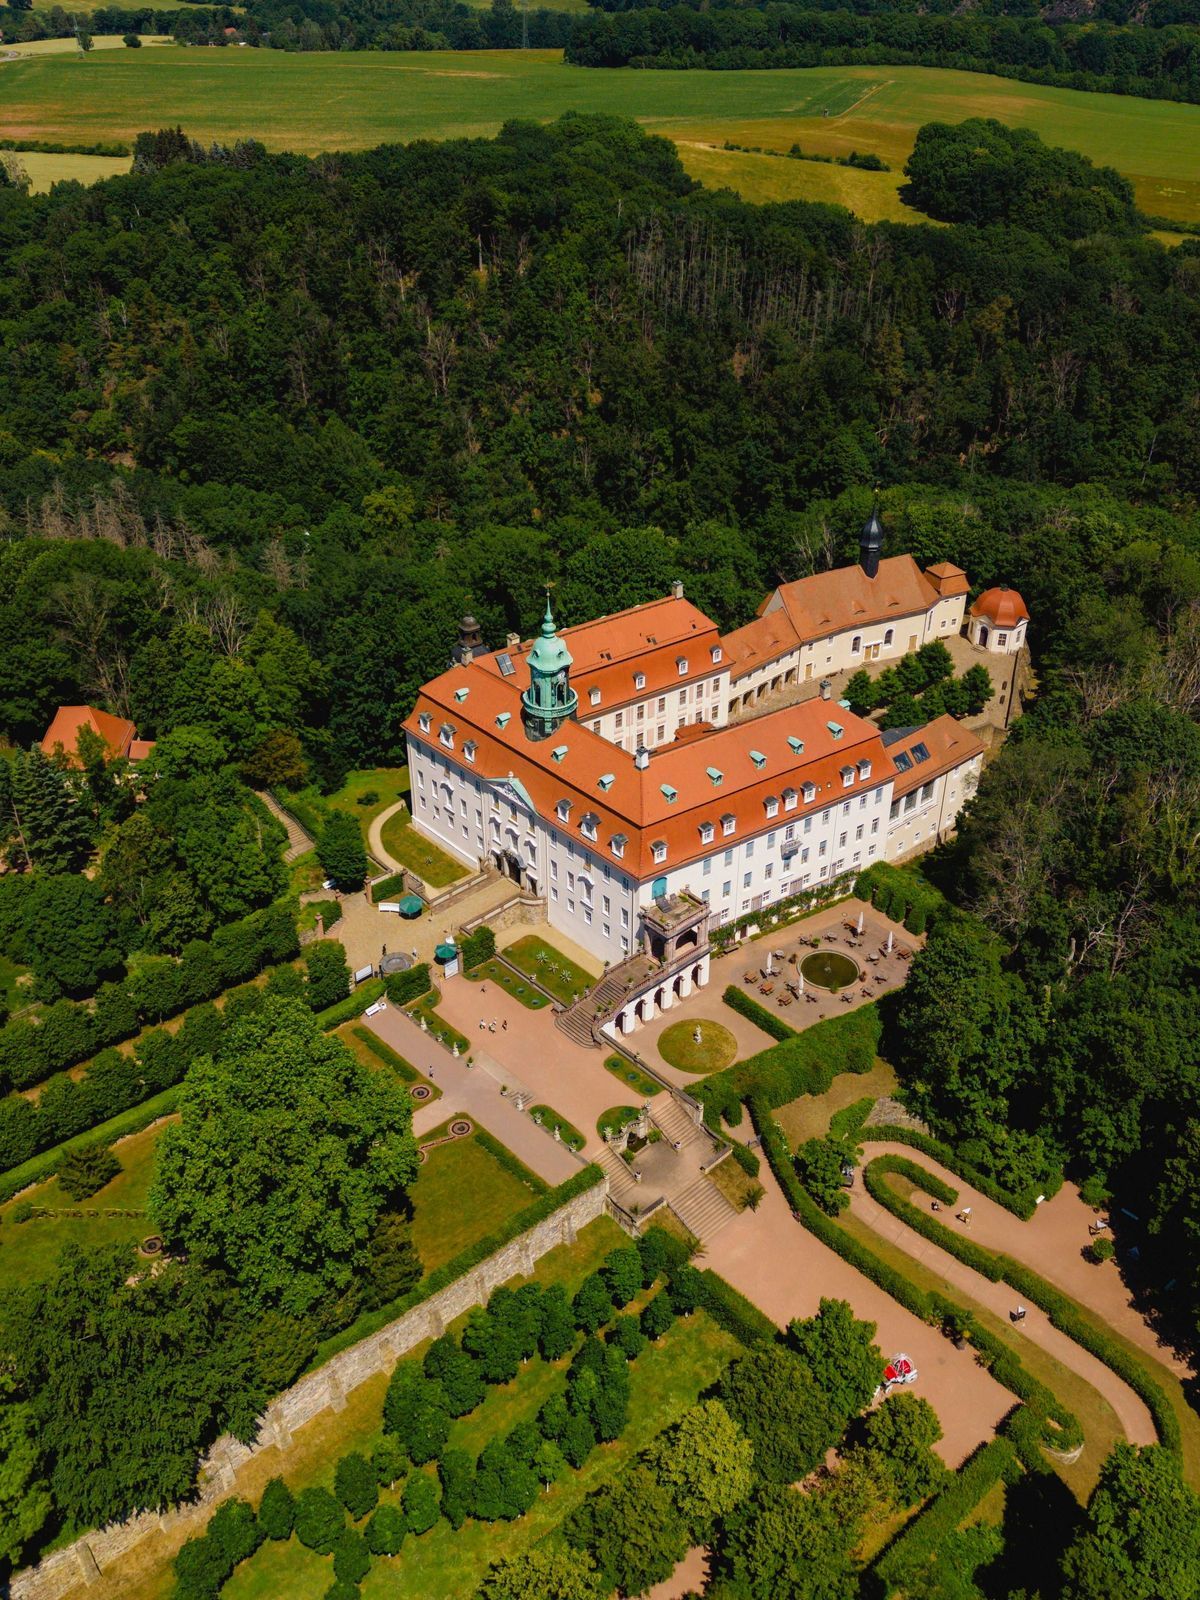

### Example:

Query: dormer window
xmin=660 ymin=783 xmax=677 ymax=804
xmin=699 ymin=821 xmax=714 ymax=844
xmin=556 ymin=798 xmax=572 ymax=822
xmin=721 ymin=814 xmax=736 ymax=836
xmin=711 ymin=645 xmax=722 ymax=664
xmin=676 ymin=657 xmax=688 ymax=676
xmin=439 ymin=723 xmax=455 ymax=749
xmin=651 ymin=840 xmax=667 ymax=866
xmin=495 ymin=711 xmax=511 ymax=729
xmin=589 ymin=687 xmax=601 ymax=707
xmin=783 ymin=787 xmax=798 ymax=811
xmin=840 ymin=765 xmax=854 ymax=787
xmin=551 ymin=745 xmax=568 ymax=763
xmin=463 ymin=740 xmax=477 ymax=763
xmin=765 ymin=796 xmax=779 ymax=818
xmin=857 ymin=759 xmax=872 ymax=780
xmin=749 ymin=750 xmax=766 ymax=771
xmin=787 ymin=736 xmax=804 ymax=755
xmin=581 ymin=812 xmax=599 ymax=841
xmin=706 ymin=766 xmax=723 ymax=787
xmin=418 ymin=711 xmax=432 ymax=734
xmin=802 ymin=782 xmax=816 ymax=803
xmin=454 ymin=687 xmax=469 ymax=703
xmin=634 ymin=672 xmax=646 ymax=691
xmin=611 ymin=833 xmax=627 ymax=859
xmin=598 ymin=773 xmax=615 ymax=792
xmin=827 ymin=722 xmax=844 ymax=740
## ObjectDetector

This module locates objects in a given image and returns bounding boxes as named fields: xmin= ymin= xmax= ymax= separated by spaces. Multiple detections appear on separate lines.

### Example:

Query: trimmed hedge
xmin=750 ymin=1099 xmax=1082 ymax=1453
xmin=870 ymin=1153 xmax=957 ymax=1208
xmin=0 ymin=903 xmax=297 ymax=1097
xmin=695 ymin=1268 xmax=777 ymax=1348
xmin=872 ymin=1437 xmax=1018 ymax=1597
xmin=729 ymin=1141 xmax=760 ymax=1178
xmin=308 ymin=1166 xmax=605 ymax=1369
xmin=371 ymin=871 xmax=409 ymax=904
xmin=854 ymin=861 xmax=948 ymax=936
xmin=864 ymin=1152 xmax=1178 ymax=1454
xmin=699 ymin=1004 xmax=881 ymax=1126
xmin=349 ymin=1026 xmax=420 ymax=1083
xmin=315 ymin=978 xmax=385 ymax=1032
xmin=459 ymin=925 xmax=496 ymax=972
xmin=383 ymin=965 xmax=432 ymax=1007
xmin=829 ymin=1095 xmax=875 ymax=1143
xmin=475 ymin=1127 xmax=550 ymax=1196
xmin=723 ymin=985 xmax=796 ymax=1042
xmin=863 ymin=1122 xmax=1060 ymax=1220
xmin=0 ymin=1085 xmax=180 ymax=1205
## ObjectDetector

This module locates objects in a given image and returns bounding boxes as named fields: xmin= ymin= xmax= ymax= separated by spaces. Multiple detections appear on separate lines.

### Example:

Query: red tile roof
xmin=885 ymin=716 xmax=984 ymax=799
xmin=406 ymin=664 xmax=971 ymax=880
xmin=925 ymin=561 xmax=970 ymax=598
xmin=478 ymin=595 xmax=723 ymax=711
xmin=970 ymin=586 xmax=1028 ymax=628
xmin=40 ymin=706 xmax=137 ymax=767
xmin=722 ymin=611 xmax=802 ymax=679
xmin=765 ymin=554 xmax=939 ymax=641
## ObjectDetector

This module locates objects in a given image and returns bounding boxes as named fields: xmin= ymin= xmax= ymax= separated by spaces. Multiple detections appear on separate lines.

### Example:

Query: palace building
xmin=403 ymin=514 xmax=1003 ymax=990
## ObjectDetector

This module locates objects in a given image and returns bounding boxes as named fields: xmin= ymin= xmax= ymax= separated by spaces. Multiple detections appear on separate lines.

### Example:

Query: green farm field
xmin=2 ymin=49 xmax=1199 ymax=222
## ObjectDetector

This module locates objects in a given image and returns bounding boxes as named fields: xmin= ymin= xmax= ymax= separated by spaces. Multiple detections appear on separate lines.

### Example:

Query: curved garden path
xmin=851 ymin=1143 xmax=1157 ymax=1449
xmin=367 ymin=800 xmax=408 ymax=874
xmin=859 ymin=1140 xmax=1193 ymax=1381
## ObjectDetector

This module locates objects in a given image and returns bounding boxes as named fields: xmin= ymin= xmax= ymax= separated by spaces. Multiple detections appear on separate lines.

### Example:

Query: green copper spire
xmin=521 ymin=591 xmax=577 ymax=741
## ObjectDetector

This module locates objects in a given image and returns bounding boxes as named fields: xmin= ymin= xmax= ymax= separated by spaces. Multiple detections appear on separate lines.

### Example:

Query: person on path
xmin=502 ymin=1019 xmax=508 ymax=1031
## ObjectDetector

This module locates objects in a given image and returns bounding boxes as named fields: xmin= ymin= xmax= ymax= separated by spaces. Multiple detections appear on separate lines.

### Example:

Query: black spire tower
xmin=859 ymin=502 xmax=883 ymax=580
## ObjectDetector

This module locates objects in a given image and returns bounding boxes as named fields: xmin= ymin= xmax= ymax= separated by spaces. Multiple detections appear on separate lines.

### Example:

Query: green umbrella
xmin=435 ymin=943 xmax=458 ymax=963
xmin=397 ymin=893 xmax=424 ymax=917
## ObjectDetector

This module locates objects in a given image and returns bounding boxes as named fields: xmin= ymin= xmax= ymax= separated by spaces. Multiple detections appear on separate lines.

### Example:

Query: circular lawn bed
xmin=656 ymin=1018 xmax=737 ymax=1075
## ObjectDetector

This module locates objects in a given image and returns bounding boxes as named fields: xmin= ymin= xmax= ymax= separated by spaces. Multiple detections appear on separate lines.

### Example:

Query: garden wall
xmin=11 ymin=1179 xmax=607 ymax=1600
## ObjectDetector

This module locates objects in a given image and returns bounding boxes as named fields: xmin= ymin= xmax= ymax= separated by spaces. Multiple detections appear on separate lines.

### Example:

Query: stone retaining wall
xmin=12 ymin=1180 xmax=607 ymax=1600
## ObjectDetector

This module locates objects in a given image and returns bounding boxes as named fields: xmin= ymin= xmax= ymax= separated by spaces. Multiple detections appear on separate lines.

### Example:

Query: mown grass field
xmin=2 ymin=49 xmax=1199 ymax=222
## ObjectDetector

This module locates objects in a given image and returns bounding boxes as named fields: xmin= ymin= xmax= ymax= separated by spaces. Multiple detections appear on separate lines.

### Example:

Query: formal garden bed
xmin=603 ymin=1053 xmax=660 ymax=1099
xmin=597 ymin=1105 xmax=640 ymax=1140
xmin=407 ymin=1124 xmax=548 ymax=1276
xmin=501 ymin=936 xmax=593 ymax=1007
xmin=528 ymin=1105 xmax=586 ymax=1152
xmin=466 ymin=957 xmax=549 ymax=1010
xmin=656 ymin=1018 xmax=738 ymax=1075
xmin=334 ymin=1025 xmax=441 ymax=1104
xmin=403 ymin=990 xmax=470 ymax=1056
xmin=378 ymin=810 xmax=468 ymax=889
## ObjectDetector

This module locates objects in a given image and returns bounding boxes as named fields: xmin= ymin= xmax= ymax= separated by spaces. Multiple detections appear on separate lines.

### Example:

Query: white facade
xmin=581 ymin=664 xmax=730 ymax=753
xmin=886 ymin=756 xmax=982 ymax=860
xmin=968 ymin=614 xmax=1026 ymax=655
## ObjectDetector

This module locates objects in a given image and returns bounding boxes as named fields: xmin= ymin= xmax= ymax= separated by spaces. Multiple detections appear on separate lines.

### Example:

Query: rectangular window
xmin=703 ymin=857 xmax=712 ymax=877
xmin=724 ymin=849 xmax=734 ymax=866
xmin=583 ymin=909 xmax=592 ymax=926
xmin=764 ymin=862 xmax=773 ymax=880
xmin=603 ymin=895 xmax=611 ymax=914
xmin=658 ymin=697 xmax=666 ymax=713
xmin=819 ymin=841 xmax=827 ymax=857
xmin=855 ymin=824 xmax=864 ymax=841
xmin=723 ymin=880 xmax=732 ymax=897
xmin=871 ymin=817 xmax=879 ymax=835
xmin=550 ymin=886 xmax=558 ymax=902
xmin=801 ymin=847 xmax=810 ymax=864
xmin=745 ymin=839 xmax=755 ymax=859
xmin=839 ymin=832 xmax=847 ymax=848
xmin=621 ymin=908 xmax=629 ymax=928
xmin=614 ymin=712 xmax=623 ymax=729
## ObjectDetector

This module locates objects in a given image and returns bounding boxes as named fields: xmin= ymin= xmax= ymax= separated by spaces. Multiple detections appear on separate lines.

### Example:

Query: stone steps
xmin=554 ymin=1004 xmax=598 ymax=1050
xmin=596 ymin=1142 xmax=642 ymax=1210
xmin=257 ymin=791 xmax=315 ymax=864
xmin=648 ymin=1091 xmax=705 ymax=1151
xmin=669 ymin=1176 xmax=739 ymax=1244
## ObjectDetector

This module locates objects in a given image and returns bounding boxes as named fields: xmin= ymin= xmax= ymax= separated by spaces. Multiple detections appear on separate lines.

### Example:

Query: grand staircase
xmin=647 ymin=1091 xmax=706 ymax=1151
xmin=596 ymin=1143 xmax=643 ymax=1211
xmin=669 ymin=1175 xmax=739 ymax=1244
xmin=554 ymin=953 xmax=658 ymax=1049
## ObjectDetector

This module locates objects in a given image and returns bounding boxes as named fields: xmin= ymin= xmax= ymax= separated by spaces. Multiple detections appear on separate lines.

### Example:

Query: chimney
xmin=505 ymin=631 xmax=520 ymax=650
xmin=819 ymin=678 xmax=833 ymax=702
xmin=634 ymin=745 xmax=650 ymax=770
xmin=670 ymin=579 xmax=684 ymax=600
xmin=860 ymin=504 xmax=883 ymax=581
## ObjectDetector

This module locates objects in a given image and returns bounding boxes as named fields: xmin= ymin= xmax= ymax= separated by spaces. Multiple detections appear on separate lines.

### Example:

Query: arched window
xmin=883 ymin=628 xmax=894 ymax=646
xmin=851 ymin=635 xmax=862 ymax=653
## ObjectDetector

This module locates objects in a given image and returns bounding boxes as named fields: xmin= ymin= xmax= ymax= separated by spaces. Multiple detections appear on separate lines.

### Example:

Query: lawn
xmin=379 ymin=809 xmax=469 ymax=888
xmin=502 ymin=934 xmax=593 ymax=1005
xmin=280 ymin=767 xmax=410 ymax=847
xmin=4 ymin=51 xmax=1199 ymax=222
xmin=604 ymin=1052 xmax=660 ymax=1099
xmin=0 ymin=953 xmax=31 ymax=1017
xmin=404 ymin=991 xmax=470 ymax=1055
xmin=529 ymin=1105 xmax=586 ymax=1151
xmin=774 ymin=1058 xmax=898 ymax=1148
xmin=710 ymin=1155 xmax=763 ymax=1213
xmin=332 ymin=1022 xmax=440 ymax=1101
xmin=657 ymin=1017 xmax=738 ymax=1075
xmin=0 ymin=1117 xmax=172 ymax=1288
xmin=673 ymin=140 xmax=929 ymax=224
xmin=466 ymin=956 xmax=550 ymax=1010
xmin=297 ymin=897 xmax=340 ymax=935
xmin=15 ymin=148 xmax=131 ymax=191
xmin=408 ymin=1127 xmax=545 ymax=1273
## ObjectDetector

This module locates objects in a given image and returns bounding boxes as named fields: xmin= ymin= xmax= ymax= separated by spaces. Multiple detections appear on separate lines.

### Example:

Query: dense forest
xmin=2 ymin=114 xmax=1200 ymax=1567
xmin=566 ymin=1 xmax=1200 ymax=103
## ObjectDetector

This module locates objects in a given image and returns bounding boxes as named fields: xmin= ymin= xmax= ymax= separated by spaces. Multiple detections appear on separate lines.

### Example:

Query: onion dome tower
xmin=860 ymin=503 xmax=884 ymax=580
xmin=521 ymin=593 xmax=577 ymax=742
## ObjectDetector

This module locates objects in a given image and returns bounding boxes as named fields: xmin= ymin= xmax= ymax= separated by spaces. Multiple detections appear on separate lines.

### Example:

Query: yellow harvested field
xmin=18 ymin=149 xmax=131 ymax=190
xmin=1 ymin=34 xmax=172 ymax=56
xmin=674 ymin=141 xmax=931 ymax=224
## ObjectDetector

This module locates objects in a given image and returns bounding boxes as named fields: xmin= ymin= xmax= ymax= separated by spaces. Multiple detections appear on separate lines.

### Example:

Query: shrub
xmin=1087 ymin=1235 xmax=1115 ymax=1263
xmin=795 ymin=1138 xmax=851 ymax=1215
xmin=333 ymin=1527 xmax=371 ymax=1584
xmin=602 ymin=1246 xmax=643 ymax=1308
xmin=334 ymin=1453 xmax=379 ymax=1520
xmin=608 ymin=1315 xmax=647 ymax=1362
xmin=730 ymin=1141 xmax=760 ymax=1178
xmin=364 ymin=1502 xmax=407 ymax=1556
xmin=460 ymin=925 xmax=496 ymax=971
xmin=57 ymin=1142 xmax=120 ymax=1200
xmin=573 ymin=1272 xmax=613 ymax=1333
xmin=319 ymin=810 xmax=368 ymax=892
xmin=383 ymin=964 xmax=431 ymax=1006
xmin=173 ymin=1532 xmax=226 ymax=1600
xmin=305 ymin=941 xmax=351 ymax=1011
xmin=402 ymin=1472 xmax=441 ymax=1535
xmin=371 ymin=1436 xmax=407 ymax=1489
xmin=258 ymin=1477 xmax=295 ymax=1540
xmin=371 ymin=871 xmax=408 ymax=903
xmin=700 ymin=1000 xmax=880 ymax=1118
xmin=293 ymin=1486 xmax=345 ymax=1553
xmin=640 ymin=1291 xmax=675 ymax=1342
xmin=207 ymin=1498 xmax=262 ymax=1568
